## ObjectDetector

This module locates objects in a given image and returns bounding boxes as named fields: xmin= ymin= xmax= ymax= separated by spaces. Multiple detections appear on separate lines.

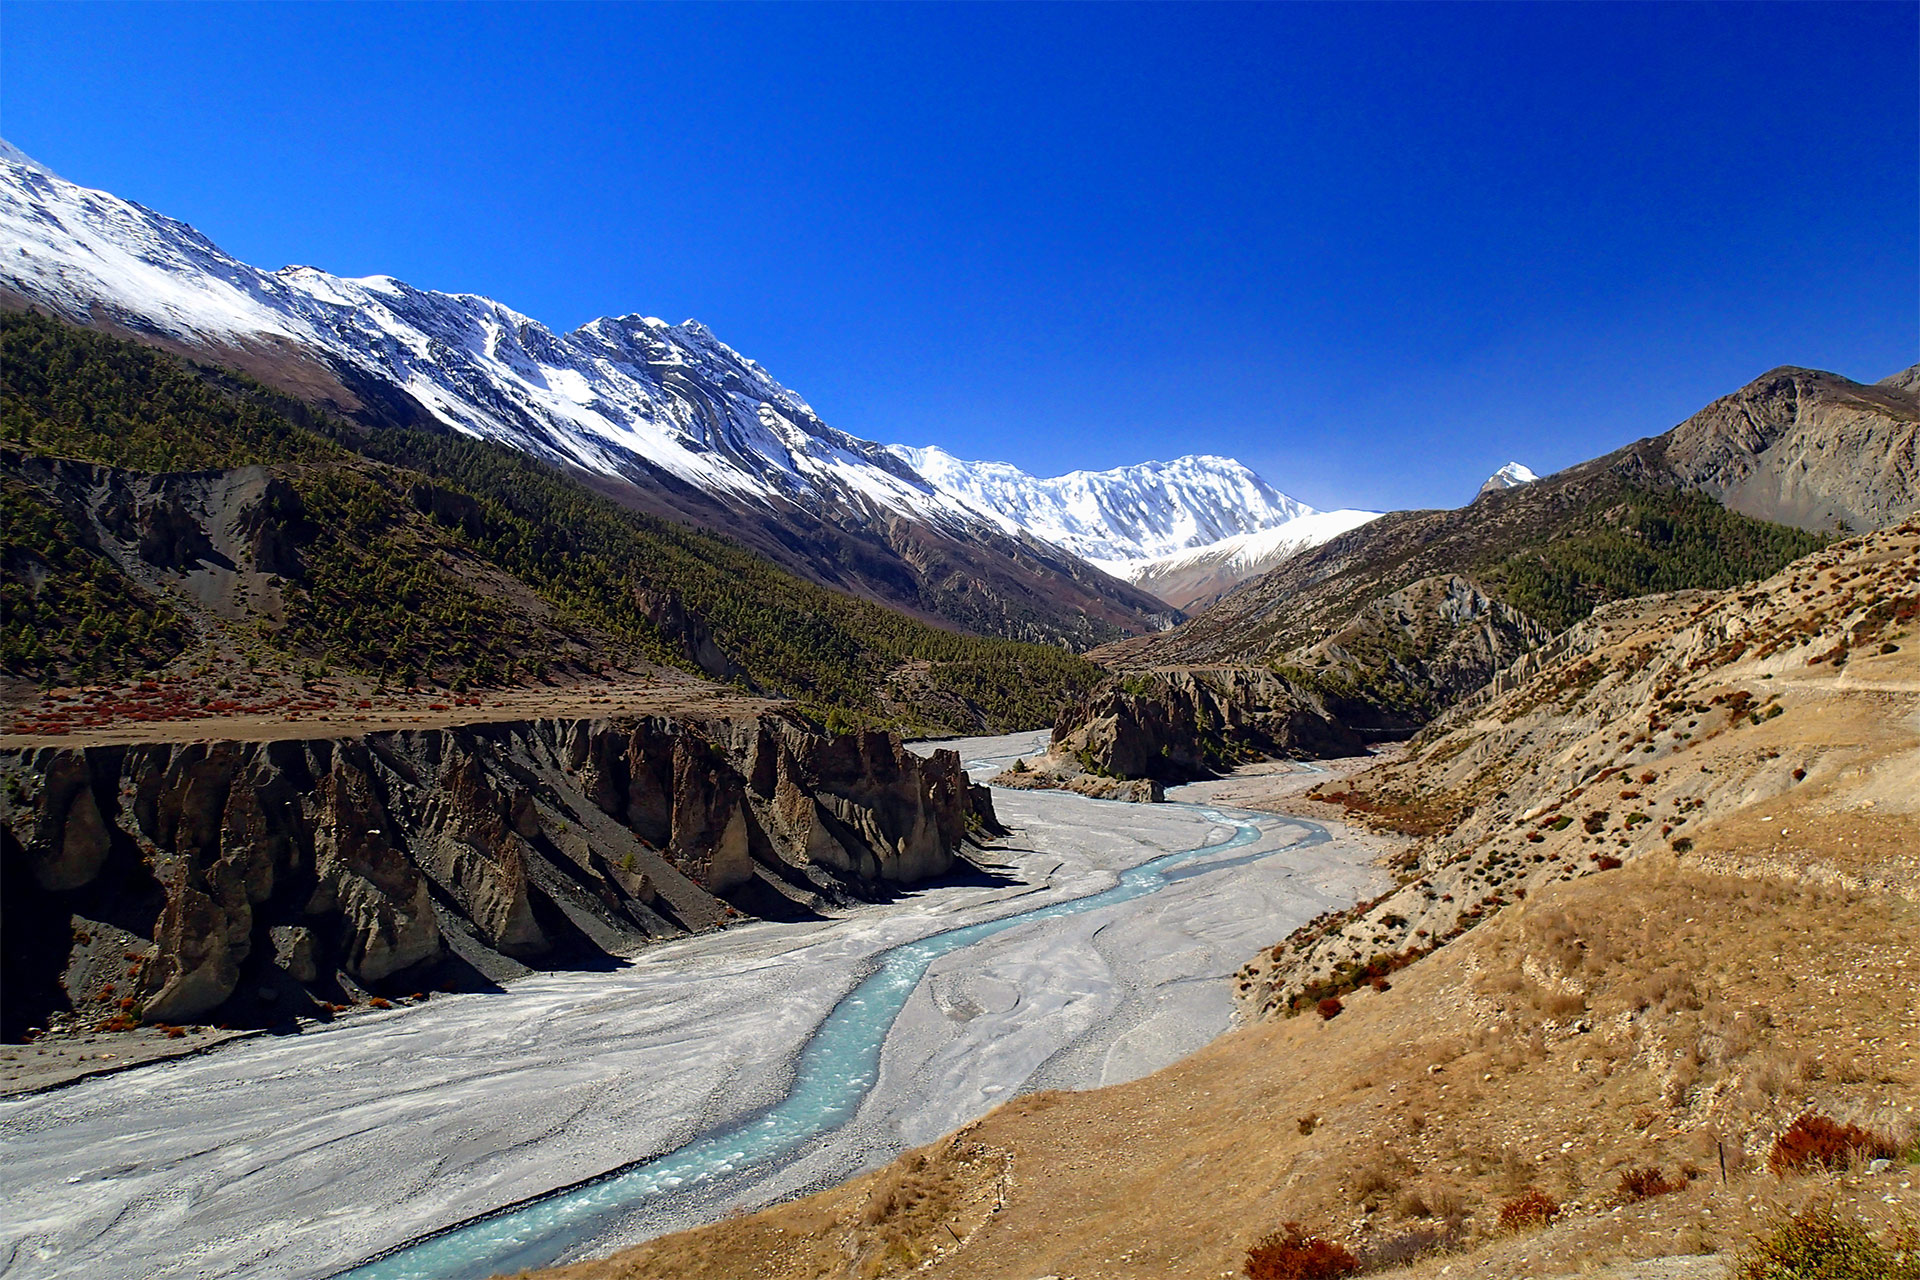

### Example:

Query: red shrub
xmin=1317 ymin=996 xmax=1344 ymax=1020
xmin=1768 ymin=1114 xmax=1898 ymax=1174
xmin=1615 ymin=1166 xmax=1682 ymax=1202
xmin=1245 ymin=1223 xmax=1359 ymax=1280
xmin=1497 ymin=1189 xmax=1559 ymax=1232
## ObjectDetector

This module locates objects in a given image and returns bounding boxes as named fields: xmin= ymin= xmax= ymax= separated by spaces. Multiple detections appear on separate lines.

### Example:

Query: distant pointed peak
xmin=1478 ymin=462 xmax=1539 ymax=497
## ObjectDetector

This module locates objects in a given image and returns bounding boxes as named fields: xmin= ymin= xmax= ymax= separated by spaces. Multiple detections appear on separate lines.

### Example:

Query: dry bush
xmin=1394 ymin=1181 xmax=1465 ymax=1221
xmin=1614 ymin=1166 xmax=1684 ymax=1203
xmin=1244 ymin=1223 xmax=1360 ymax=1280
xmin=1349 ymin=1151 xmax=1413 ymax=1211
xmin=1317 ymin=996 xmax=1344 ymax=1020
xmin=1768 ymin=1114 xmax=1900 ymax=1175
xmin=1528 ymin=984 xmax=1589 ymax=1019
xmin=1496 ymin=1189 xmax=1559 ymax=1233
xmin=1620 ymin=965 xmax=1702 ymax=1015
xmin=1734 ymin=1205 xmax=1920 ymax=1280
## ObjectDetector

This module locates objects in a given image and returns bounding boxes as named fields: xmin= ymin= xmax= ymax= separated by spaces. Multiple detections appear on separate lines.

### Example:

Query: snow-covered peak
xmin=0 ymin=139 xmax=967 ymax=520
xmin=0 ymin=139 xmax=1356 ymax=591
xmin=1478 ymin=461 xmax=1539 ymax=497
xmin=889 ymin=445 xmax=1313 ymax=565
xmin=0 ymin=138 xmax=55 ymax=177
xmin=1121 ymin=508 xmax=1383 ymax=578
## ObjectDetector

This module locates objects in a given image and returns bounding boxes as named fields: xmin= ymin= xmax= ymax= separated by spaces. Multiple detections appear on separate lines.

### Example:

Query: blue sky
xmin=2 ymin=1 xmax=1914 ymax=511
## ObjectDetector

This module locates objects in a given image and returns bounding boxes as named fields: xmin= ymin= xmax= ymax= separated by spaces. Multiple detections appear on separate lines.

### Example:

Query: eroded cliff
xmin=1 ymin=713 xmax=998 ymax=1035
xmin=1045 ymin=667 xmax=1364 ymax=785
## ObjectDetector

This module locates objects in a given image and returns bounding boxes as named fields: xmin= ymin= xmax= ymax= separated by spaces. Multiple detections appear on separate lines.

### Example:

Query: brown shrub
xmin=1496 ymin=1189 xmax=1559 ymax=1232
xmin=1244 ymin=1223 xmax=1360 ymax=1280
xmin=1614 ymin=1166 xmax=1683 ymax=1202
xmin=1767 ymin=1113 xmax=1899 ymax=1174
xmin=1317 ymin=997 xmax=1344 ymax=1020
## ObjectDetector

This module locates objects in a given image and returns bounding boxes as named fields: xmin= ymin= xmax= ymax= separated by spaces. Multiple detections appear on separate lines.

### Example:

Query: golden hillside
xmin=529 ymin=522 xmax=1920 ymax=1280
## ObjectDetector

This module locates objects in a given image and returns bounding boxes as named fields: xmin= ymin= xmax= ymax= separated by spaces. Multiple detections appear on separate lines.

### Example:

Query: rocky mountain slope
xmin=1653 ymin=365 xmax=1920 ymax=534
xmin=1109 ymin=364 xmax=1917 ymax=669
xmin=1242 ymin=516 xmax=1920 ymax=1017
xmin=1 ymin=711 xmax=997 ymax=1037
xmin=534 ymin=522 xmax=1919 ymax=1280
xmin=0 ymin=310 xmax=1108 ymax=734
xmin=0 ymin=140 xmax=1178 ymax=647
xmin=1089 ymin=363 xmax=1918 ymax=737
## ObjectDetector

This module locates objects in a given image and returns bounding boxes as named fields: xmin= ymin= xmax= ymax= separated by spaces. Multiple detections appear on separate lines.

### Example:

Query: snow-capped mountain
xmin=887 ymin=446 xmax=1311 ymax=569
xmin=0 ymin=139 xmax=1340 ymax=634
xmin=0 ymin=139 xmax=975 ymax=528
xmin=1 ymin=140 xmax=1202 ymax=643
xmin=889 ymin=444 xmax=1379 ymax=606
xmin=1115 ymin=507 xmax=1382 ymax=610
xmin=1478 ymin=461 xmax=1539 ymax=497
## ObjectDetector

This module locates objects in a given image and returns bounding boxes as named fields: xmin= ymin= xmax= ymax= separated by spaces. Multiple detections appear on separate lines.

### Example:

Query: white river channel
xmin=0 ymin=731 xmax=1386 ymax=1279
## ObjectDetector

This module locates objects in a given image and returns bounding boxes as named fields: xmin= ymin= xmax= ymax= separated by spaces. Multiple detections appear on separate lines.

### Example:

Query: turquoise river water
xmin=341 ymin=802 xmax=1321 ymax=1280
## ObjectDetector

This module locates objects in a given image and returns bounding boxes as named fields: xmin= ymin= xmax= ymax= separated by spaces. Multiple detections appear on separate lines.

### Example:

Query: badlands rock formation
xmin=1 ymin=714 xmax=996 ymax=1032
xmin=1044 ymin=667 xmax=1364 ymax=785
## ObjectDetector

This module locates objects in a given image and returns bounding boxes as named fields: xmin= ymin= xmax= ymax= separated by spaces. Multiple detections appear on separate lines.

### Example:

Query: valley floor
xmin=525 ymin=528 xmax=1920 ymax=1280
xmin=0 ymin=731 xmax=1389 ymax=1280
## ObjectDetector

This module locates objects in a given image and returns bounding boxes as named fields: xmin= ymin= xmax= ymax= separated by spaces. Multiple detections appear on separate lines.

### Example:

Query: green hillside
xmin=0 ymin=309 xmax=1097 ymax=733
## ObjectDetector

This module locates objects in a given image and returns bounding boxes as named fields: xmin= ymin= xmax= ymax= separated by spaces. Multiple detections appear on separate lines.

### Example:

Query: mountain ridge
xmin=0 ymin=141 xmax=1335 ymax=637
xmin=1084 ymin=360 xmax=1917 ymax=740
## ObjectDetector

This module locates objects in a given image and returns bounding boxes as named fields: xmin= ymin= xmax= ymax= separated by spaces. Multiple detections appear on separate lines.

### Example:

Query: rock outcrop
xmin=1 ymin=713 xmax=996 ymax=1034
xmin=1048 ymin=667 xmax=1364 ymax=784
xmin=1654 ymin=365 xmax=1920 ymax=534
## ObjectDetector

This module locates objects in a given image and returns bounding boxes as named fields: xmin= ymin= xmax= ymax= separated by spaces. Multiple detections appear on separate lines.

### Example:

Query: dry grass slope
xmin=524 ymin=523 xmax=1920 ymax=1280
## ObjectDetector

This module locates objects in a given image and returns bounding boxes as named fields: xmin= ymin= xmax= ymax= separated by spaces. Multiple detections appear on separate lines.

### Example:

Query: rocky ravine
xmin=1 ymin=713 xmax=997 ymax=1037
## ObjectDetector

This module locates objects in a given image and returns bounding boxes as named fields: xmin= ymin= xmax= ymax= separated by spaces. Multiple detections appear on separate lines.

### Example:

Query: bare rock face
xmin=2 ymin=711 xmax=987 ymax=1031
xmin=1051 ymin=667 xmax=1364 ymax=783
xmin=1655 ymin=365 xmax=1920 ymax=534
xmin=27 ymin=754 xmax=112 ymax=891
xmin=269 ymin=925 xmax=319 ymax=983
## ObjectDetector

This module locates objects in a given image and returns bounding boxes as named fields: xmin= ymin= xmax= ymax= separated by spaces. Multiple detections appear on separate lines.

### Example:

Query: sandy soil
xmin=0 ymin=733 xmax=1390 ymax=1280
xmin=0 ymin=1026 xmax=263 ymax=1098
